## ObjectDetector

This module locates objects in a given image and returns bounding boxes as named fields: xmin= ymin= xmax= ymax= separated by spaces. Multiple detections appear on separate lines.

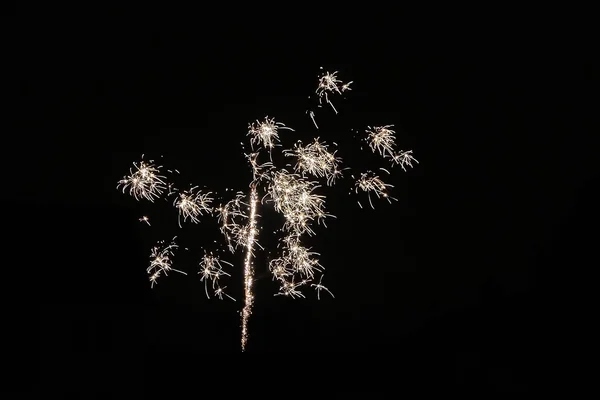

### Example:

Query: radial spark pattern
xmin=173 ymin=186 xmax=213 ymax=227
xmin=117 ymin=158 xmax=167 ymax=202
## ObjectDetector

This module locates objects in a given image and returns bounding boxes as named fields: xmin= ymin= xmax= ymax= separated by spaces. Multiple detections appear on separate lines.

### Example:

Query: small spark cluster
xmin=366 ymin=125 xmax=419 ymax=172
xmin=354 ymin=170 xmax=397 ymax=209
xmin=173 ymin=186 xmax=214 ymax=227
xmin=147 ymin=237 xmax=186 ymax=288
xmin=247 ymin=117 xmax=294 ymax=155
xmin=284 ymin=138 xmax=343 ymax=186
xmin=117 ymin=158 xmax=166 ymax=202
xmin=316 ymin=70 xmax=353 ymax=114
xmin=308 ymin=69 xmax=352 ymax=128
xmin=216 ymin=191 xmax=249 ymax=252
xmin=198 ymin=251 xmax=235 ymax=300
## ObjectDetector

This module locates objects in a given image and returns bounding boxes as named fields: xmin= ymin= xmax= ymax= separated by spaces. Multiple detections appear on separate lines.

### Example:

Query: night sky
xmin=9 ymin=10 xmax=595 ymax=394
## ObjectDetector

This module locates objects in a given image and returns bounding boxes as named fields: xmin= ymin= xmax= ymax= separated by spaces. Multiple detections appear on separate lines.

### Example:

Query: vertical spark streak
xmin=241 ymin=184 xmax=258 ymax=351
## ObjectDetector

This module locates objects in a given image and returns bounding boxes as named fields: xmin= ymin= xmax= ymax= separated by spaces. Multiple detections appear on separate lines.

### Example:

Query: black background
xmin=7 ymin=7 xmax=596 ymax=394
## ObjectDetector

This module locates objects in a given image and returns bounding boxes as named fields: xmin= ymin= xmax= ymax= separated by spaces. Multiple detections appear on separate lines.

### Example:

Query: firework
xmin=354 ymin=171 xmax=397 ymax=209
xmin=274 ymin=278 xmax=308 ymax=299
xmin=311 ymin=275 xmax=334 ymax=300
xmin=117 ymin=158 xmax=167 ymax=202
xmin=147 ymin=237 xmax=186 ymax=288
xmin=247 ymin=117 xmax=294 ymax=157
xmin=284 ymin=138 xmax=343 ymax=186
xmin=216 ymin=191 xmax=248 ymax=253
xmin=240 ymin=184 xmax=259 ymax=351
xmin=365 ymin=125 xmax=419 ymax=171
xmin=315 ymin=70 xmax=353 ymax=115
xmin=198 ymin=251 xmax=234 ymax=300
xmin=265 ymin=170 xmax=331 ymax=236
xmin=116 ymin=69 xmax=420 ymax=352
xmin=366 ymin=125 xmax=398 ymax=159
xmin=173 ymin=186 xmax=214 ymax=227
xmin=392 ymin=150 xmax=419 ymax=171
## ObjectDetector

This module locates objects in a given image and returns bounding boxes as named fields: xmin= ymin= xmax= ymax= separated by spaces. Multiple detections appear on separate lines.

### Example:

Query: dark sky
xmin=10 ymin=10 xmax=595 ymax=394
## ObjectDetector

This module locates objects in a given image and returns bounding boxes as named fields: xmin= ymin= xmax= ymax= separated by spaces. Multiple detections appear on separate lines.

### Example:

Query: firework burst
xmin=284 ymin=138 xmax=343 ymax=186
xmin=117 ymin=158 xmax=167 ymax=202
xmin=354 ymin=171 xmax=397 ymax=209
xmin=173 ymin=186 xmax=214 ymax=227
xmin=365 ymin=125 xmax=419 ymax=171
xmin=147 ymin=237 xmax=186 ymax=288
xmin=316 ymin=70 xmax=353 ymax=115
xmin=247 ymin=117 xmax=294 ymax=157
xmin=117 ymin=69 xmax=419 ymax=352
xmin=198 ymin=251 xmax=234 ymax=300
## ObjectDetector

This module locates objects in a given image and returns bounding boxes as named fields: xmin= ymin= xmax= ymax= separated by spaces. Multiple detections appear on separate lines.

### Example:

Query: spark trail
xmin=241 ymin=184 xmax=258 ymax=351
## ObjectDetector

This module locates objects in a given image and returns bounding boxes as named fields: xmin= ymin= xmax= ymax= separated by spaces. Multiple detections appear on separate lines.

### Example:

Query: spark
xmin=245 ymin=152 xmax=274 ymax=182
xmin=307 ymin=110 xmax=318 ymax=129
xmin=139 ymin=215 xmax=151 ymax=226
xmin=247 ymin=117 xmax=294 ymax=156
xmin=316 ymin=70 xmax=352 ymax=114
xmin=265 ymin=170 xmax=332 ymax=236
xmin=392 ymin=150 xmax=419 ymax=171
xmin=117 ymin=158 xmax=167 ymax=202
xmin=214 ymin=286 xmax=236 ymax=301
xmin=365 ymin=125 xmax=419 ymax=170
xmin=355 ymin=171 xmax=397 ymax=209
xmin=173 ymin=186 xmax=214 ymax=227
xmin=217 ymin=191 xmax=248 ymax=253
xmin=274 ymin=278 xmax=308 ymax=299
xmin=366 ymin=125 xmax=397 ymax=159
xmin=147 ymin=237 xmax=186 ymax=288
xmin=284 ymin=138 xmax=343 ymax=186
xmin=241 ymin=184 xmax=259 ymax=351
xmin=311 ymin=275 xmax=334 ymax=300
xmin=198 ymin=251 xmax=233 ymax=299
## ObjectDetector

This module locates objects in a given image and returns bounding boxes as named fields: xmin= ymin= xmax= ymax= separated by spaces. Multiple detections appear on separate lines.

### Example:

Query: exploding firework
xmin=354 ymin=171 xmax=397 ymax=209
xmin=198 ymin=251 xmax=234 ymax=300
xmin=147 ymin=237 xmax=186 ymax=288
xmin=247 ymin=117 xmax=294 ymax=157
xmin=308 ymin=69 xmax=352 ymax=128
xmin=173 ymin=186 xmax=214 ymax=227
xmin=117 ymin=68 xmax=419 ymax=352
xmin=316 ymin=70 xmax=353 ymax=115
xmin=284 ymin=138 xmax=343 ymax=186
xmin=365 ymin=125 xmax=419 ymax=171
xmin=117 ymin=158 xmax=167 ymax=202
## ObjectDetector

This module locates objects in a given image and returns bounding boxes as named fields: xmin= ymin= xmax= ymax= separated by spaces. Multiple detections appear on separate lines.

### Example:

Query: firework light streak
xmin=240 ymin=184 xmax=258 ymax=351
xmin=116 ymin=67 xmax=419 ymax=351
